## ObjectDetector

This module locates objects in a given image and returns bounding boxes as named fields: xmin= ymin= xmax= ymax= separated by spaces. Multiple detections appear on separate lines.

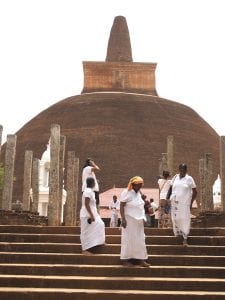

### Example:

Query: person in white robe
xmin=80 ymin=177 xmax=105 ymax=255
xmin=158 ymin=170 xmax=172 ymax=228
xmin=109 ymin=195 xmax=120 ymax=227
xmin=82 ymin=158 xmax=100 ymax=211
xmin=168 ymin=164 xmax=197 ymax=246
xmin=120 ymin=176 xmax=150 ymax=267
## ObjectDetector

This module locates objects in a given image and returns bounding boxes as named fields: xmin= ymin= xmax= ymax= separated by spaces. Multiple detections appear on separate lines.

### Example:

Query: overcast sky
xmin=0 ymin=0 xmax=225 ymax=143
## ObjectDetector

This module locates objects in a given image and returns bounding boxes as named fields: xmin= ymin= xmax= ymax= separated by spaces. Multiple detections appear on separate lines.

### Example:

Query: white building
xmin=213 ymin=174 xmax=221 ymax=209
xmin=32 ymin=141 xmax=67 ymax=222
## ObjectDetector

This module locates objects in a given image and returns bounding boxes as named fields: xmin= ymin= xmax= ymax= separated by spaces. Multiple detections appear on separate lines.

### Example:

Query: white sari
xmin=120 ymin=189 xmax=148 ymax=260
xmin=80 ymin=188 xmax=105 ymax=250
xmin=170 ymin=174 xmax=196 ymax=239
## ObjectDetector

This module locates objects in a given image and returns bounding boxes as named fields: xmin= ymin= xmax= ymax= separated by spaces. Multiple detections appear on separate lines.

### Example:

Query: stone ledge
xmin=192 ymin=211 xmax=225 ymax=227
xmin=0 ymin=210 xmax=48 ymax=226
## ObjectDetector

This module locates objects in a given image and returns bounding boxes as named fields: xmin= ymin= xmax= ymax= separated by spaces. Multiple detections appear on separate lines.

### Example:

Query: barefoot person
xmin=120 ymin=176 xmax=150 ymax=267
xmin=82 ymin=158 xmax=100 ymax=211
xmin=167 ymin=164 xmax=197 ymax=246
xmin=158 ymin=170 xmax=172 ymax=228
xmin=109 ymin=195 xmax=120 ymax=227
xmin=80 ymin=177 xmax=105 ymax=255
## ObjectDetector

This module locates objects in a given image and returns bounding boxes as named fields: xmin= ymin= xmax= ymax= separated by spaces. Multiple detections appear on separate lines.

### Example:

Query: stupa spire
xmin=82 ymin=15 xmax=157 ymax=95
xmin=106 ymin=16 xmax=133 ymax=62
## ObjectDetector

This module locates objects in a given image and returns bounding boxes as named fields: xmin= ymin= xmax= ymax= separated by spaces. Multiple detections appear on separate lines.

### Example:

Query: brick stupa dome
xmin=2 ymin=16 xmax=219 ymax=202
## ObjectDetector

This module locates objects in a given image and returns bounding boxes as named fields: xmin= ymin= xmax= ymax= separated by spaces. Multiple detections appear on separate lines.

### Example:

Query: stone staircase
xmin=0 ymin=225 xmax=224 ymax=299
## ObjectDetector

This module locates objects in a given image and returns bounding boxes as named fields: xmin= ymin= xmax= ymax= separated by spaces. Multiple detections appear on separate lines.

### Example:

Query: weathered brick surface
xmin=82 ymin=62 xmax=157 ymax=95
xmin=0 ymin=92 xmax=219 ymax=204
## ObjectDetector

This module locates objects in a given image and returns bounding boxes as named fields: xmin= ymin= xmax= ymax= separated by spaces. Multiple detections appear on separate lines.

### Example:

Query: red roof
xmin=99 ymin=187 xmax=198 ymax=219
xmin=99 ymin=187 xmax=159 ymax=219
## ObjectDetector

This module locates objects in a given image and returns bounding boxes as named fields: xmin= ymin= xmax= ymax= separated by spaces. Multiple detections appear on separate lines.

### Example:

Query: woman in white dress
xmin=120 ymin=176 xmax=150 ymax=267
xmin=80 ymin=177 xmax=105 ymax=255
xmin=167 ymin=164 xmax=197 ymax=246
xmin=82 ymin=158 xmax=100 ymax=211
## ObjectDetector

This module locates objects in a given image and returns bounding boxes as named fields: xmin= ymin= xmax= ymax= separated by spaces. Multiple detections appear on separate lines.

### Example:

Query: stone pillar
xmin=220 ymin=136 xmax=225 ymax=212
xmin=0 ymin=125 xmax=3 ymax=159
xmin=74 ymin=157 xmax=80 ymax=225
xmin=167 ymin=135 xmax=174 ymax=175
xmin=58 ymin=135 xmax=66 ymax=224
xmin=199 ymin=158 xmax=205 ymax=212
xmin=31 ymin=158 xmax=40 ymax=213
xmin=48 ymin=124 xmax=60 ymax=226
xmin=159 ymin=153 xmax=168 ymax=175
xmin=199 ymin=154 xmax=214 ymax=212
xmin=1 ymin=134 xmax=17 ymax=210
xmin=205 ymin=154 xmax=214 ymax=211
xmin=22 ymin=150 xmax=33 ymax=211
xmin=64 ymin=151 xmax=76 ymax=226
xmin=64 ymin=152 xmax=79 ymax=226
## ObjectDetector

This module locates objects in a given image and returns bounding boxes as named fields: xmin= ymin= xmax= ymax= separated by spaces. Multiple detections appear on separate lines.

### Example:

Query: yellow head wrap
xmin=127 ymin=176 xmax=144 ymax=191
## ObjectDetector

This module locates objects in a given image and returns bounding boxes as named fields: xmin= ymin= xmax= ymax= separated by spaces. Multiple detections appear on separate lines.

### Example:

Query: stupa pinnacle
xmin=82 ymin=16 xmax=158 ymax=95
xmin=106 ymin=15 xmax=133 ymax=62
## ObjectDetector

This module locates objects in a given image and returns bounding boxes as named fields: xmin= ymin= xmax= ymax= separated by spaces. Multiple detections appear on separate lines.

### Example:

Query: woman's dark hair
xmin=162 ymin=170 xmax=170 ymax=177
xmin=179 ymin=163 xmax=187 ymax=171
xmin=86 ymin=177 xmax=95 ymax=188
xmin=83 ymin=158 xmax=92 ymax=169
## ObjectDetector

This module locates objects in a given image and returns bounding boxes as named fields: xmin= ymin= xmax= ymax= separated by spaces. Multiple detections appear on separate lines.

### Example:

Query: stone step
xmin=0 ymin=242 xmax=224 ymax=255
xmin=0 ymin=225 xmax=225 ymax=300
xmin=0 ymin=252 xmax=224 ymax=266
xmin=1 ymin=233 xmax=225 ymax=245
xmin=0 ymin=274 xmax=224 ymax=291
xmin=0 ymin=263 xmax=224 ymax=278
xmin=1 ymin=225 xmax=225 ymax=236
xmin=0 ymin=288 xmax=224 ymax=300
